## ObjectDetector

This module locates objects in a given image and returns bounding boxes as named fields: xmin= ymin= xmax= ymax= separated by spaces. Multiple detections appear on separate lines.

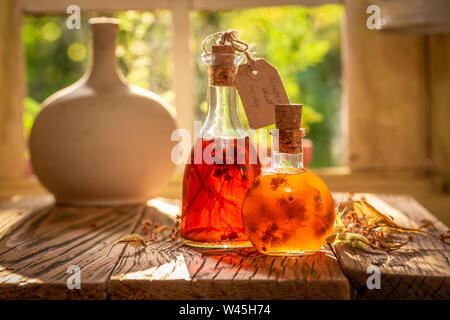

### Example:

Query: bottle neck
xmin=270 ymin=128 xmax=304 ymax=170
xmin=202 ymin=83 xmax=245 ymax=139
xmin=272 ymin=152 xmax=303 ymax=170
xmin=86 ymin=23 xmax=125 ymax=88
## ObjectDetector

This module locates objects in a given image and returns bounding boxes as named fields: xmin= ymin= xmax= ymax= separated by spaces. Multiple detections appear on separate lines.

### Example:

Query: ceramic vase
xmin=30 ymin=17 xmax=177 ymax=205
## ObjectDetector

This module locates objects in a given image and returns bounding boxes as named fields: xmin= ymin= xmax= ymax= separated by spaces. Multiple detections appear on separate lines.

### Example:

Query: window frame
xmin=0 ymin=0 xmax=445 ymax=202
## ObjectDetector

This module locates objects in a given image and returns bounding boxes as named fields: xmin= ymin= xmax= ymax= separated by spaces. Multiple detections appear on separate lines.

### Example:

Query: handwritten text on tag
xmin=235 ymin=59 xmax=289 ymax=129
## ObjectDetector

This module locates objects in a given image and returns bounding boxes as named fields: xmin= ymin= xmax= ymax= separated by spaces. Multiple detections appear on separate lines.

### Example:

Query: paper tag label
xmin=235 ymin=59 xmax=289 ymax=129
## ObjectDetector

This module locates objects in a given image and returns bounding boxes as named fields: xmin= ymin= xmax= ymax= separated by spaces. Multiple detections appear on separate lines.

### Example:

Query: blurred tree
xmin=115 ymin=10 xmax=172 ymax=104
xmin=22 ymin=10 xmax=172 ymax=138
xmin=191 ymin=5 xmax=344 ymax=167
xmin=23 ymin=16 xmax=89 ymax=105
xmin=23 ymin=5 xmax=343 ymax=167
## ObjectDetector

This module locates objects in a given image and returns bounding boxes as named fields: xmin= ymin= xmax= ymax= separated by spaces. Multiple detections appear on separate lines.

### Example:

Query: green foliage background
xmin=23 ymin=5 xmax=343 ymax=167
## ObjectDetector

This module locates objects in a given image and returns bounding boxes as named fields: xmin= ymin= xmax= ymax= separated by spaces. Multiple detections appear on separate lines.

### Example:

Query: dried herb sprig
xmin=327 ymin=195 xmax=450 ymax=251
xmin=140 ymin=218 xmax=153 ymax=236
xmin=107 ymin=234 xmax=148 ymax=256
xmin=108 ymin=214 xmax=182 ymax=256
xmin=171 ymin=214 xmax=181 ymax=241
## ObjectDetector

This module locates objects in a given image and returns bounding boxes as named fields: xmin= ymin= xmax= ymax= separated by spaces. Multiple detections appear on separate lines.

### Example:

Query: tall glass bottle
xmin=242 ymin=104 xmax=335 ymax=255
xmin=181 ymin=45 xmax=261 ymax=248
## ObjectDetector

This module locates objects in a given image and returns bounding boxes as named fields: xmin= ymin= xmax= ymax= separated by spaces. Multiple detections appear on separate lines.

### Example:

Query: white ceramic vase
xmin=30 ymin=18 xmax=177 ymax=205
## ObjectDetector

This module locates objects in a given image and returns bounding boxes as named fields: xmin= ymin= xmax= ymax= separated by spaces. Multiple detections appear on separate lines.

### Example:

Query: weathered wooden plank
xmin=430 ymin=34 xmax=450 ymax=190
xmin=0 ymin=195 xmax=54 ymax=240
xmin=0 ymin=196 xmax=145 ymax=299
xmin=2 ymin=194 xmax=447 ymax=299
xmin=0 ymin=0 xmax=26 ymax=180
xmin=21 ymin=0 xmax=339 ymax=14
xmin=171 ymin=0 xmax=194 ymax=138
xmin=343 ymin=0 xmax=428 ymax=171
xmin=109 ymin=198 xmax=350 ymax=300
xmin=192 ymin=0 xmax=338 ymax=10
xmin=331 ymin=194 xmax=450 ymax=299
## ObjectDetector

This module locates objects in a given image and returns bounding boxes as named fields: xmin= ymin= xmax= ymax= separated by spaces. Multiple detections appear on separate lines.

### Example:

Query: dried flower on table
xmin=171 ymin=214 xmax=181 ymax=241
xmin=439 ymin=230 xmax=450 ymax=242
xmin=328 ymin=195 xmax=450 ymax=251
xmin=140 ymin=218 xmax=153 ymax=236
xmin=108 ymin=213 xmax=182 ymax=257
xmin=419 ymin=219 xmax=438 ymax=231
xmin=153 ymin=225 xmax=170 ymax=241
xmin=107 ymin=233 xmax=148 ymax=256
xmin=169 ymin=214 xmax=181 ymax=241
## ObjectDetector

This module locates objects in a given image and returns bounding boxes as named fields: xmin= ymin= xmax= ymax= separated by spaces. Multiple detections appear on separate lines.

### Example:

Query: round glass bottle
xmin=181 ymin=45 xmax=261 ymax=248
xmin=242 ymin=104 xmax=335 ymax=255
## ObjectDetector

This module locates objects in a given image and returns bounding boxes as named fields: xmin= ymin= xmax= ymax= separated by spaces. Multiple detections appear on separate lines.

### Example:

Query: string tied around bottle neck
xmin=202 ymin=30 xmax=257 ymax=71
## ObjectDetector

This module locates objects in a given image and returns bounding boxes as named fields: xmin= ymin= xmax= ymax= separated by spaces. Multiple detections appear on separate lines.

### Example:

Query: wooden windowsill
xmin=1 ymin=167 xmax=449 ymax=226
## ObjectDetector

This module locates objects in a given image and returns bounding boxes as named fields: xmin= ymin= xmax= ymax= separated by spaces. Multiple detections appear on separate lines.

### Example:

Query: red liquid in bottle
xmin=181 ymin=137 xmax=261 ymax=246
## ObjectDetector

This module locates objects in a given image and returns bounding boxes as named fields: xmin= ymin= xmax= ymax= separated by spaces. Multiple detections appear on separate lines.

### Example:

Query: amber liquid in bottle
xmin=242 ymin=168 xmax=335 ymax=255
xmin=242 ymin=125 xmax=335 ymax=255
xmin=182 ymin=137 xmax=260 ymax=246
xmin=181 ymin=48 xmax=261 ymax=248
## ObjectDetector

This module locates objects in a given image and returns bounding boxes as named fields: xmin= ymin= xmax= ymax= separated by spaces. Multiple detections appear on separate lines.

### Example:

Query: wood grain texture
xmin=331 ymin=193 xmax=450 ymax=299
xmin=109 ymin=199 xmax=350 ymax=300
xmin=0 ymin=196 xmax=145 ymax=299
xmin=1 ymin=194 xmax=448 ymax=299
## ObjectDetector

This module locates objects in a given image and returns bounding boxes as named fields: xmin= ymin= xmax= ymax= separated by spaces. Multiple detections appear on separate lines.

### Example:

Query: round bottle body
xmin=242 ymin=168 xmax=335 ymax=255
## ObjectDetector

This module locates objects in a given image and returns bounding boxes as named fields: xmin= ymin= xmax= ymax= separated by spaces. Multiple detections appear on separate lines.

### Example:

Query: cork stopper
xmin=212 ymin=45 xmax=235 ymax=54
xmin=208 ymin=45 xmax=237 ymax=86
xmin=275 ymin=104 xmax=302 ymax=129
xmin=274 ymin=104 xmax=305 ymax=154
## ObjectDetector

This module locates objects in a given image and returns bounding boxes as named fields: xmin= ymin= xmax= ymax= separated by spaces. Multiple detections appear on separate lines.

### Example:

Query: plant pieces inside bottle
xmin=242 ymin=169 xmax=335 ymax=254
xmin=181 ymin=137 xmax=260 ymax=243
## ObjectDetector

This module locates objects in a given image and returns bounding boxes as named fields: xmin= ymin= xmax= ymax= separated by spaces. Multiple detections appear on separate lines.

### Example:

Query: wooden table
xmin=0 ymin=193 xmax=448 ymax=300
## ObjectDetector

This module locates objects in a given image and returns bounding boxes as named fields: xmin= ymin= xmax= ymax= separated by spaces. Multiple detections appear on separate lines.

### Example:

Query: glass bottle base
xmin=182 ymin=238 xmax=253 ymax=249
xmin=260 ymin=250 xmax=317 ymax=256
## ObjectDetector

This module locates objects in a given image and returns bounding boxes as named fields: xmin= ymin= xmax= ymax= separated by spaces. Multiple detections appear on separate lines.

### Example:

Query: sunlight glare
xmin=122 ymin=254 xmax=190 ymax=280
xmin=146 ymin=198 xmax=181 ymax=219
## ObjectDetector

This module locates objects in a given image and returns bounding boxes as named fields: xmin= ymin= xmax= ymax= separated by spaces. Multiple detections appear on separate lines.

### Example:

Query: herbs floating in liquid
xmin=270 ymin=177 xmax=287 ymax=191
xmin=242 ymin=170 xmax=335 ymax=254
xmin=181 ymin=137 xmax=260 ymax=243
